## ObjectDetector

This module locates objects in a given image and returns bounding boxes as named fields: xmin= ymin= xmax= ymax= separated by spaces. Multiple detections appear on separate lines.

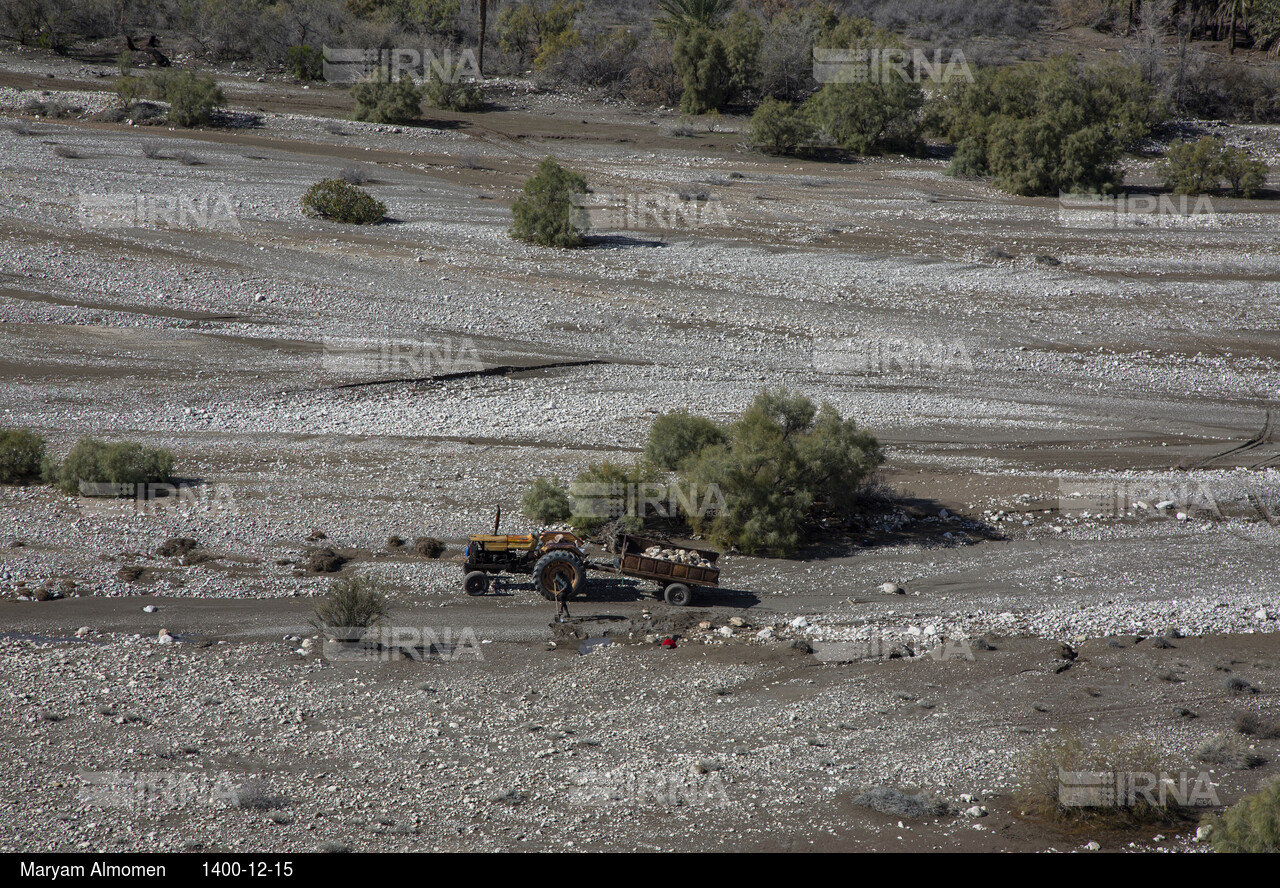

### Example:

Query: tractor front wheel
xmin=464 ymin=571 xmax=490 ymax=596
xmin=533 ymin=551 xmax=586 ymax=601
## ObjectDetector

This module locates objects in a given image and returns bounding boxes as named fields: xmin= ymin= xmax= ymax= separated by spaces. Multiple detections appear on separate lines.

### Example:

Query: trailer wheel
xmin=533 ymin=551 xmax=586 ymax=601
xmin=664 ymin=583 xmax=692 ymax=607
xmin=464 ymin=571 xmax=490 ymax=596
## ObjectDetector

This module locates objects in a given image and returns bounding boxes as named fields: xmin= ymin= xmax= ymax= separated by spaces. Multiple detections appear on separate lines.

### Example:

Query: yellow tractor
xmin=462 ymin=507 xmax=588 ymax=600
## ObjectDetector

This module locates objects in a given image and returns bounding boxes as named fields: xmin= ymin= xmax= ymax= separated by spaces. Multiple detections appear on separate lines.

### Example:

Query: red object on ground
xmin=661 ymin=638 xmax=676 ymax=649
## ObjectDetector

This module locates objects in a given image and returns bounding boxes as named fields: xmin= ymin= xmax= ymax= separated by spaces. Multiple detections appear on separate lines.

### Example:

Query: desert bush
xmin=1158 ymin=136 xmax=1216 ymax=194
xmin=301 ymin=179 xmax=386 ymax=225
xmin=1221 ymin=145 xmax=1270 ymax=197
xmin=286 ymin=44 xmax=324 ymax=81
xmin=0 ymin=428 xmax=45 ymax=484
xmin=935 ymin=55 xmax=1161 ymax=196
xmin=1202 ymin=777 xmax=1280 ymax=852
xmin=52 ymin=145 xmax=81 ymax=159
xmin=1018 ymin=732 xmax=1177 ymax=826
xmin=173 ymin=150 xmax=201 ymax=166
xmin=115 ymin=74 xmax=142 ymax=109
xmin=805 ymin=18 xmax=925 ymax=155
xmin=352 ymin=72 xmax=423 ymax=124
xmin=845 ymin=0 xmax=1045 ymax=42
xmin=157 ymin=537 xmax=199 ymax=558
xmin=423 ymin=67 xmax=485 ymax=112
xmin=339 ymin=166 xmax=370 ymax=185
xmin=1159 ymin=137 xmax=1269 ymax=198
xmin=1178 ymin=58 xmax=1280 ymax=123
xmin=644 ymin=410 xmax=725 ymax=470
xmin=410 ymin=536 xmax=445 ymax=558
xmin=567 ymin=459 xmax=660 ymax=536
xmin=807 ymin=76 xmax=923 ymax=155
xmin=23 ymin=99 xmax=79 ymax=118
xmin=313 ymin=576 xmax=388 ymax=636
xmin=853 ymin=786 xmax=948 ymax=818
xmin=1220 ymin=678 xmax=1256 ymax=703
xmin=752 ymin=5 xmax=825 ymax=102
xmin=150 ymin=71 xmax=224 ymax=127
xmin=1199 ymin=731 xmax=1267 ymax=769
xmin=538 ymin=27 xmax=638 ymax=88
xmin=673 ymin=26 xmax=732 ymax=114
xmin=522 ymin=477 xmax=572 ymax=525
xmin=676 ymin=389 xmax=882 ymax=556
xmin=747 ymin=96 xmax=815 ymax=155
xmin=498 ymin=0 xmax=584 ymax=69
xmin=509 ymin=156 xmax=589 ymax=248
xmin=307 ymin=548 xmax=346 ymax=573
xmin=47 ymin=437 xmax=174 ymax=495
xmin=1236 ymin=712 xmax=1280 ymax=739
xmin=626 ymin=40 xmax=683 ymax=106
xmin=140 ymin=140 xmax=164 ymax=159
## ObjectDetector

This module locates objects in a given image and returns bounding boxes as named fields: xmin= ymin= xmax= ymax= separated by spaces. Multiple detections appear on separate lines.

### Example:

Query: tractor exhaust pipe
xmin=492 ymin=506 xmax=501 ymax=535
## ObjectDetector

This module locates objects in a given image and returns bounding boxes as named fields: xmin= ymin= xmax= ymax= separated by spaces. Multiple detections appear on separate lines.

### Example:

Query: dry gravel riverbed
xmin=1 ymin=47 xmax=1278 ymax=852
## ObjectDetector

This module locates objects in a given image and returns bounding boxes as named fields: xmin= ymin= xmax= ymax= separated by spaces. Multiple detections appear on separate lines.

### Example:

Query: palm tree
xmin=477 ymin=0 xmax=490 ymax=75
xmin=654 ymin=0 xmax=735 ymax=38
xmin=1220 ymin=0 xmax=1251 ymax=53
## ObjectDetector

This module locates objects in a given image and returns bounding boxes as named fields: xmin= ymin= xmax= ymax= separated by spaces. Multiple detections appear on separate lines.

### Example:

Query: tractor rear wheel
xmin=533 ymin=551 xmax=586 ymax=601
xmin=464 ymin=571 xmax=490 ymax=596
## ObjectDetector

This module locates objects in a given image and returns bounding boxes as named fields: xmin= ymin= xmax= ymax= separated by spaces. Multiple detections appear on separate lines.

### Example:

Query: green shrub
xmin=807 ymin=78 xmax=923 ymax=155
xmin=0 ymin=428 xmax=45 ymax=484
xmin=1158 ymin=136 xmax=1226 ymax=195
xmin=1158 ymin=136 xmax=1268 ymax=198
xmin=644 ymin=410 xmax=725 ymax=470
xmin=806 ymin=19 xmax=924 ymax=155
xmin=313 ymin=576 xmax=389 ymax=638
xmin=747 ymin=97 xmax=815 ymax=155
xmin=48 ymin=436 xmax=174 ymax=495
xmin=568 ymin=460 xmax=660 ymax=537
xmin=1221 ymin=145 xmax=1269 ymax=198
xmin=287 ymin=45 xmax=324 ymax=81
xmin=677 ymin=390 xmax=882 ymax=557
xmin=150 ymin=71 xmax=224 ymax=127
xmin=498 ymin=0 xmax=584 ymax=69
xmin=673 ymin=27 xmax=732 ymax=114
xmin=1203 ymin=778 xmax=1280 ymax=852
xmin=301 ymin=179 xmax=386 ymax=224
xmin=510 ymin=156 xmax=589 ymax=248
xmin=935 ymin=56 xmax=1160 ymax=196
xmin=522 ymin=477 xmax=572 ymax=525
xmin=423 ymin=68 xmax=485 ymax=112
xmin=352 ymin=72 xmax=423 ymax=124
xmin=115 ymin=74 xmax=142 ymax=109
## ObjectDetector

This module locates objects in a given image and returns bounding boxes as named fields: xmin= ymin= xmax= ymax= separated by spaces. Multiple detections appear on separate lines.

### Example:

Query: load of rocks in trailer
xmin=642 ymin=545 xmax=713 ymax=567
